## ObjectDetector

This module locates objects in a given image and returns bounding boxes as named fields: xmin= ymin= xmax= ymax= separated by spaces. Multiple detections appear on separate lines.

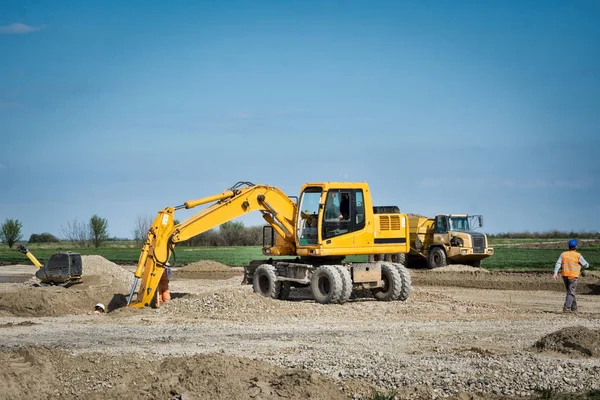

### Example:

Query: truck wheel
xmin=372 ymin=263 xmax=402 ymax=301
xmin=311 ymin=266 xmax=343 ymax=304
xmin=334 ymin=265 xmax=352 ymax=304
xmin=253 ymin=265 xmax=281 ymax=299
xmin=394 ymin=263 xmax=412 ymax=301
xmin=427 ymin=247 xmax=447 ymax=269
xmin=385 ymin=253 xmax=406 ymax=265
xmin=368 ymin=254 xmax=383 ymax=262
xmin=278 ymin=282 xmax=292 ymax=300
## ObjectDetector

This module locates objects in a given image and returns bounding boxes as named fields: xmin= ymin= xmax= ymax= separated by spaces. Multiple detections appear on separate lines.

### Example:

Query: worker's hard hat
xmin=568 ymin=239 xmax=578 ymax=248
xmin=94 ymin=303 xmax=106 ymax=312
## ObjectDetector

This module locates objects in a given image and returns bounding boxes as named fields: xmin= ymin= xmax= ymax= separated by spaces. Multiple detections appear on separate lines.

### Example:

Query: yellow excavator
xmin=127 ymin=181 xmax=412 ymax=308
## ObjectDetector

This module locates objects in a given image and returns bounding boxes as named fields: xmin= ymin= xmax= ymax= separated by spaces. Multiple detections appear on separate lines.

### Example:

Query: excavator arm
xmin=127 ymin=182 xmax=297 ymax=308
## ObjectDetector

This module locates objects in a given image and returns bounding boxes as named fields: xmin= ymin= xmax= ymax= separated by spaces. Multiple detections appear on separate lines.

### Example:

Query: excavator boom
xmin=128 ymin=182 xmax=297 ymax=308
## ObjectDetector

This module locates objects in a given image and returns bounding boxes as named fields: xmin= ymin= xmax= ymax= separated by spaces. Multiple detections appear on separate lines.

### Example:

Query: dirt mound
xmin=535 ymin=326 xmax=600 ymax=357
xmin=0 ymin=345 xmax=351 ymax=400
xmin=0 ymin=256 xmax=134 ymax=317
xmin=178 ymin=260 xmax=231 ymax=272
xmin=429 ymin=264 xmax=489 ymax=273
xmin=173 ymin=260 xmax=242 ymax=280
xmin=412 ymin=270 xmax=600 ymax=293
xmin=407 ymin=213 xmax=428 ymax=218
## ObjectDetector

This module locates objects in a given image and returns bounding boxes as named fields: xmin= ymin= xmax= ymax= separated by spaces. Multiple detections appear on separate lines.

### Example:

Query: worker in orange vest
xmin=553 ymin=239 xmax=589 ymax=313
xmin=155 ymin=264 xmax=172 ymax=307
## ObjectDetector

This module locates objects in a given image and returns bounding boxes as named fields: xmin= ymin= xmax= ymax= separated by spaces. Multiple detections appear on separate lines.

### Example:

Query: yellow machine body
xmin=128 ymin=181 xmax=410 ymax=308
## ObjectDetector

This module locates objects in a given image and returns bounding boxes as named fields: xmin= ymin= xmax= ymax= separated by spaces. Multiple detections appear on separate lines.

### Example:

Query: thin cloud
xmin=0 ymin=23 xmax=46 ymax=34
xmin=0 ymin=163 xmax=7 ymax=169
xmin=0 ymin=101 xmax=23 ymax=109
xmin=419 ymin=177 xmax=595 ymax=190
xmin=216 ymin=109 xmax=309 ymax=121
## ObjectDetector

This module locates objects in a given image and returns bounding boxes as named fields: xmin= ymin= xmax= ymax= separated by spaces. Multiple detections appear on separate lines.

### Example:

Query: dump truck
xmin=127 ymin=181 xmax=412 ymax=308
xmin=404 ymin=214 xmax=493 ymax=268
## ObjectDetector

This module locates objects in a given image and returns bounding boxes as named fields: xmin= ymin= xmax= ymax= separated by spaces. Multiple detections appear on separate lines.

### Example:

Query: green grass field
xmin=1 ymin=242 xmax=598 ymax=271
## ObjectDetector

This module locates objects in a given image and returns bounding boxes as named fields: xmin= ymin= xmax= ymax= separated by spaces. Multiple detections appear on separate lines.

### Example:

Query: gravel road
xmin=1 ymin=258 xmax=599 ymax=399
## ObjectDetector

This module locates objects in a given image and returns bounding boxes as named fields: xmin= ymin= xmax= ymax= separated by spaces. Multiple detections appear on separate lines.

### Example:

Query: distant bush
xmin=28 ymin=233 xmax=60 ymax=243
xmin=489 ymin=231 xmax=600 ymax=239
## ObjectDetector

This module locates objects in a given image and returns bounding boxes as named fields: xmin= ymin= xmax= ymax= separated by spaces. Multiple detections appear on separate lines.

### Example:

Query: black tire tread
xmin=334 ymin=265 xmax=352 ymax=304
xmin=373 ymin=263 xmax=403 ymax=301
xmin=253 ymin=264 xmax=281 ymax=299
xmin=311 ymin=265 xmax=343 ymax=304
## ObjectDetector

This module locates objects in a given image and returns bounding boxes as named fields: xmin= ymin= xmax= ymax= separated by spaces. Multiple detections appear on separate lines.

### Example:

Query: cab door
xmin=321 ymin=189 xmax=366 ymax=249
xmin=433 ymin=215 xmax=450 ymax=245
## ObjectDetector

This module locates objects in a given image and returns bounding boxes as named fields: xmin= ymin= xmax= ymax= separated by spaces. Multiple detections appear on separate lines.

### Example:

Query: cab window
xmin=323 ymin=189 xmax=365 ymax=240
xmin=434 ymin=216 xmax=448 ymax=234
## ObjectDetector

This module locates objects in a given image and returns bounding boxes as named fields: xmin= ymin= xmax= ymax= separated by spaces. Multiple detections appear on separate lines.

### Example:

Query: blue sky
xmin=1 ymin=0 xmax=599 ymax=239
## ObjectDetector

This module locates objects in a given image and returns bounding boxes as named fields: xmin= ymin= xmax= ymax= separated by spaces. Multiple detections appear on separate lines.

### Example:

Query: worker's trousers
xmin=563 ymin=277 xmax=579 ymax=311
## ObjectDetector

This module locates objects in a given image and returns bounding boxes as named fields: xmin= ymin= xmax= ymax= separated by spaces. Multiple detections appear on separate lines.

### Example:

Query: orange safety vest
xmin=561 ymin=251 xmax=582 ymax=278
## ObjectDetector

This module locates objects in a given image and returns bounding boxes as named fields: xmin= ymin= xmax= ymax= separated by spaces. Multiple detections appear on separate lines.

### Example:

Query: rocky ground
xmin=0 ymin=257 xmax=599 ymax=399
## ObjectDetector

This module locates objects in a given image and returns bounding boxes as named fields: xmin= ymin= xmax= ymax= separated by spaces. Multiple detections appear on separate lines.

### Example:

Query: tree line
xmin=0 ymin=216 xmax=264 ymax=248
xmin=2 ymin=215 xmax=598 ymax=249
xmin=488 ymin=231 xmax=599 ymax=239
xmin=0 ymin=215 xmax=109 ymax=248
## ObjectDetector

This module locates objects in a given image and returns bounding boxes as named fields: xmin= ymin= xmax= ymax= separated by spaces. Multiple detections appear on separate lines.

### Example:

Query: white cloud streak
xmin=419 ymin=177 xmax=595 ymax=190
xmin=0 ymin=23 xmax=45 ymax=34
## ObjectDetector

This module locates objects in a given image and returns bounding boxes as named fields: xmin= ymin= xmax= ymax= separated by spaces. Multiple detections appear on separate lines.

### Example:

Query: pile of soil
xmin=412 ymin=270 xmax=600 ymax=293
xmin=0 ymin=256 xmax=134 ymax=317
xmin=429 ymin=264 xmax=489 ymax=273
xmin=0 ymin=345 xmax=352 ymax=400
xmin=173 ymin=260 xmax=243 ymax=280
xmin=407 ymin=213 xmax=428 ymax=218
xmin=177 ymin=260 xmax=230 ymax=272
xmin=534 ymin=326 xmax=600 ymax=357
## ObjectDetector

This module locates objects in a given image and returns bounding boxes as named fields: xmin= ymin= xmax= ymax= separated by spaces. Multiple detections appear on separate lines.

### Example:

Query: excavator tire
xmin=333 ymin=265 xmax=352 ymax=304
xmin=371 ymin=263 xmax=402 ymax=301
xmin=278 ymin=282 xmax=292 ymax=300
xmin=253 ymin=264 xmax=281 ymax=299
xmin=427 ymin=247 xmax=447 ymax=269
xmin=392 ymin=263 xmax=412 ymax=301
xmin=311 ymin=266 xmax=343 ymax=304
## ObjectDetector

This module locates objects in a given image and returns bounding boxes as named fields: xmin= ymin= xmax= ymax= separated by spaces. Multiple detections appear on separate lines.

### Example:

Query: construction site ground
xmin=1 ymin=257 xmax=600 ymax=400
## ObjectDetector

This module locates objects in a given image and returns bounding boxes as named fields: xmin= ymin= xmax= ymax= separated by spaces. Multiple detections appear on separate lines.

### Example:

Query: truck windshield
xmin=449 ymin=217 xmax=470 ymax=231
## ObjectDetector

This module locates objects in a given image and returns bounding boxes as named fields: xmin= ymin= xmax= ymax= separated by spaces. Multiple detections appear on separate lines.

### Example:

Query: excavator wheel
xmin=253 ymin=265 xmax=281 ymax=299
xmin=384 ymin=253 xmax=405 ymax=265
xmin=333 ymin=265 xmax=352 ymax=304
xmin=371 ymin=263 xmax=403 ymax=301
xmin=310 ymin=266 xmax=343 ymax=304
xmin=392 ymin=263 xmax=412 ymax=301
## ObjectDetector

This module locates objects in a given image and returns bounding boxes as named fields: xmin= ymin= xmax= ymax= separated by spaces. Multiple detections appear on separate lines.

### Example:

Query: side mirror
xmin=478 ymin=215 xmax=484 ymax=228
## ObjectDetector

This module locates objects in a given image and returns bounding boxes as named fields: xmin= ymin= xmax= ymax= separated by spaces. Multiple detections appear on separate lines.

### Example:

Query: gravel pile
xmin=535 ymin=326 xmax=600 ymax=357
